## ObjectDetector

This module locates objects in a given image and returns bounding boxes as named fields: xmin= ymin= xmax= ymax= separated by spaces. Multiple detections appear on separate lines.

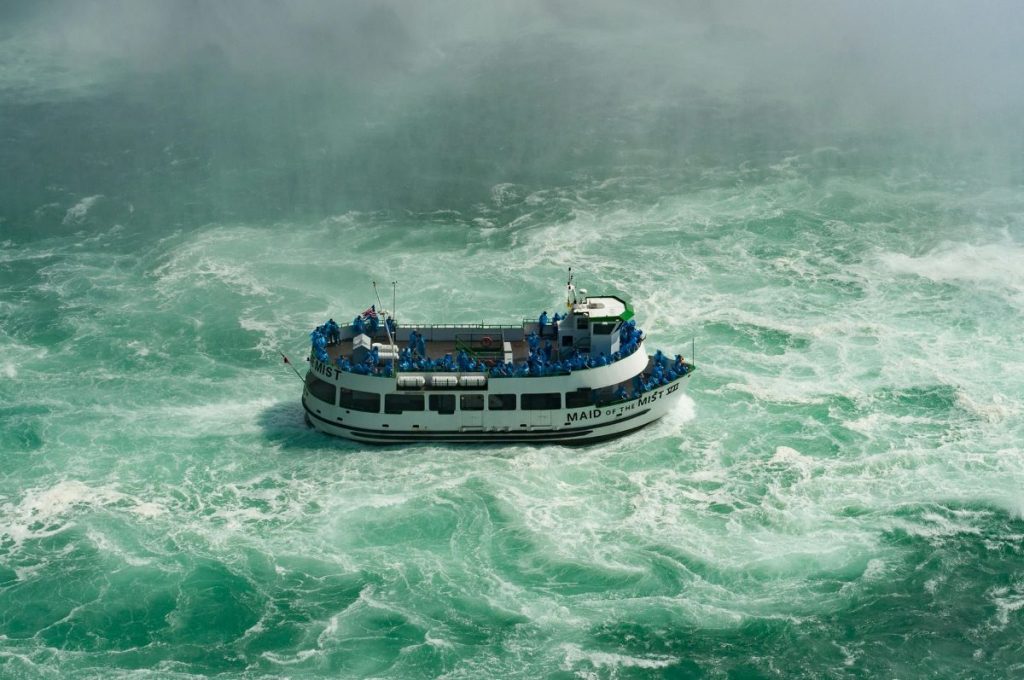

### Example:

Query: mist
xmin=4 ymin=5 xmax=1024 ymax=676
xmin=3 ymin=0 xmax=1024 ymax=235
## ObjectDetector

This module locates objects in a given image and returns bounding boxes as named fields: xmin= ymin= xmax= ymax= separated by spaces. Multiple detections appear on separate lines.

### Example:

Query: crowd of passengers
xmin=308 ymin=314 xmax=689 ymax=390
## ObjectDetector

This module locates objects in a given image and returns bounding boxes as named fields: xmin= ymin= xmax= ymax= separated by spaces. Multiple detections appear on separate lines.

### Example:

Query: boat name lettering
xmin=312 ymin=359 xmax=336 ymax=379
xmin=627 ymin=388 xmax=664 ymax=410
xmin=565 ymin=409 xmax=603 ymax=424
xmin=564 ymin=388 xmax=668 ymax=425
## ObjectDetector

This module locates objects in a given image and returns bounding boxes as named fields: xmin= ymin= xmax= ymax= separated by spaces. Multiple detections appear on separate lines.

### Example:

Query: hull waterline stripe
xmin=302 ymin=400 xmax=652 ymax=439
xmin=336 ymin=419 xmax=662 ymax=446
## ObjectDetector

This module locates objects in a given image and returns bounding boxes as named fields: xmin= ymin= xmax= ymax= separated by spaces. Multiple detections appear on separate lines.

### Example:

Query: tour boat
xmin=299 ymin=273 xmax=695 ymax=445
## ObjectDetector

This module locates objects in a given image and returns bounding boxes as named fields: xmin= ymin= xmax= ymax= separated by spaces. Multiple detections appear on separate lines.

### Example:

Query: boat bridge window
xmin=565 ymin=388 xmax=593 ymax=409
xmin=340 ymin=387 xmax=380 ymax=413
xmin=592 ymin=323 xmax=615 ymax=335
xmin=429 ymin=394 xmax=455 ymax=415
xmin=460 ymin=394 xmax=484 ymax=411
xmin=488 ymin=394 xmax=516 ymax=410
xmin=305 ymin=374 xmax=337 ymax=405
xmin=522 ymin=393 xmax=561 ymax=410
xmin=386 ymin=393 xmax=425 ymax=414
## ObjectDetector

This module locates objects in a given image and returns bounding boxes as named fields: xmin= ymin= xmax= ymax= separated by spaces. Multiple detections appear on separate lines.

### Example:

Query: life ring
xmin=481 ymin=336 xmax=493 ymax=348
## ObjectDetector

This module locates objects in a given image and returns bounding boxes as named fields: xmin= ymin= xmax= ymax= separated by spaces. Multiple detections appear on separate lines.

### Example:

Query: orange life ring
xmin=481 ymin=336 xmax=493 ymax=348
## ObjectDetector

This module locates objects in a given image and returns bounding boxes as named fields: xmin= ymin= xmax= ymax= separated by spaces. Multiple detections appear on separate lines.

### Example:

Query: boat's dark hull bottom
xmin=302 ymin=398 xmax=677 ymax=447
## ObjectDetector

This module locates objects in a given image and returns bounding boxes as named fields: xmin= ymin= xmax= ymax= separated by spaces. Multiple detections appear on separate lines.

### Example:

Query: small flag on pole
xmin=362 ymin=305 xmax=377 ymax=320
xmin=278 ymin=350 xmax=304 ymax=382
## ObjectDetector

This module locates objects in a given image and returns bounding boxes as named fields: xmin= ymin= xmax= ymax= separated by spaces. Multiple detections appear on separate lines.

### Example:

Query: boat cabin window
xmin=305 ymin=374 xmax=337 ymax=405
xmin=488 ymin=394 xmax=516 ymax=410
xmin=592 ymin=323 xmax=615 ymax=335
xmin=386 ymin=393 xmax=425 ymax=414
xmin=576 ymin=317 xmax=588 ymax=330
xmin=460 ymin=394 xmax=484 ymax=411
xmin=385 ymin=393 xmax=423 ymax=413
xmin=565 ymin=388 xmax=593 ymax=409
xmin=522 ymin=393 xmax=561 ymax=410
xmin=429 ymin=394 xmax=455 ymax=415
xmin=561 ymin=336 xmax=574 ymax=347
xmin=340 ymin=387 xmax=379 ymax=413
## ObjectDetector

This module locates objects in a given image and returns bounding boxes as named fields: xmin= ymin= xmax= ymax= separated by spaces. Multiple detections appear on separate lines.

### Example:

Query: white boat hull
xmin=302 ymin=368 xmax=691 ymax=446
xmin=301 ymin=307 xmax=696 ymax=446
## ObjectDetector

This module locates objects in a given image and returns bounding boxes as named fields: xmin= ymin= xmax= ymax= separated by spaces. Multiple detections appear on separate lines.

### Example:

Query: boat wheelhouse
xmin=300 ymin=277 xmax=695 ymax=445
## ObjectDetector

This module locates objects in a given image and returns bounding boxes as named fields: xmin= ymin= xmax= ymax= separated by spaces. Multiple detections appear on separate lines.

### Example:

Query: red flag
xmin=278 ymin=350 xmax=304 ymax=383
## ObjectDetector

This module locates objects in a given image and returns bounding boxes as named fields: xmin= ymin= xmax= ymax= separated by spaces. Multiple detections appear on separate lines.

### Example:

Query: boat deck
xmin=326 ymin=336 xmax=540 ymax=364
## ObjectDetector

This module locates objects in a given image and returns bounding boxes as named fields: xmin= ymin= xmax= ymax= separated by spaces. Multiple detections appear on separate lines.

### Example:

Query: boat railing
xmin=400 ymin=322 xmax=525 ymax=344
xmin=400 ymin=322 xmax=522 ymax=330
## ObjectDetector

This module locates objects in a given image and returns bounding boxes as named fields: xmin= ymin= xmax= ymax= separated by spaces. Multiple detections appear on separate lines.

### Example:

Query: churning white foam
xmin=880 ymin=242 xmax=1024 ymax=288
xmin=0 ymin=480 xmax=167 ymax=550
xmin=155 ymin=398 xmax=279 ymax=436
xmin=987 ymin=580 xmax=1024 ymax=629
xmin=656 ymin=393 xmax=697 ymax=433
xmin=842 ymin=412 xmax=941 ymax=436
xmin=559 ymin=643 xmax=678 ymax=671
xmin=152 ymin=227 xmax=274 ymax=298
xmin=61 ymin=195 xmax=102 ymax=225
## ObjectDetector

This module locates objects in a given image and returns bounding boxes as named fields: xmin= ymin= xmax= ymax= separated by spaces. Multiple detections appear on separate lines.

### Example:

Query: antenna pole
xmin=392 ymin=281 xmax=398 ymax=376
xmin=373 ymin=281 xmax=397 ymax=376
xmin=372 ymin=280 xmax=395 ymax=347
xmin=278 ymin=350 xmax=305 ymax=383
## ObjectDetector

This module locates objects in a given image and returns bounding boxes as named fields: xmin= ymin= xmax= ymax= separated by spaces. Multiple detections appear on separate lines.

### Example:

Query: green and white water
xmin=2 ymin=2 xmax=1023 ymax=677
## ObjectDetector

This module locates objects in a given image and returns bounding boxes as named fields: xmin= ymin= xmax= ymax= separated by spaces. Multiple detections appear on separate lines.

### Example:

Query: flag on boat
xmin=362 ymin=305 xmax=377 ymax=320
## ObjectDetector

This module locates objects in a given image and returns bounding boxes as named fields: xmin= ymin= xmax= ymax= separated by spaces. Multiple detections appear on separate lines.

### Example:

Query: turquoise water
xmin=2 ymin=3 xmax=1024 ymax=678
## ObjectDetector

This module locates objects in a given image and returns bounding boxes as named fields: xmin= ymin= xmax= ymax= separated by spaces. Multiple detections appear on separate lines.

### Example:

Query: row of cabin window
xmin=306 ymin=376 xmax=381 ymax=412
xmin=307 ymin=375 xmax=586 ymax=413
xmin=389 ymin=392 xmax=562 ymax=413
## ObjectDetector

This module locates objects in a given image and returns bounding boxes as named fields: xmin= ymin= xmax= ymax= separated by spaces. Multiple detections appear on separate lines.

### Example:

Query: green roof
xmin=586 ymin=296 xmax=634 ymax=324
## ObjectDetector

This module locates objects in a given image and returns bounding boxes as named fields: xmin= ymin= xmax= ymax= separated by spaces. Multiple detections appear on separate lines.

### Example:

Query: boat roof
xmin=573 ymin=295 xmax=634 ymax=323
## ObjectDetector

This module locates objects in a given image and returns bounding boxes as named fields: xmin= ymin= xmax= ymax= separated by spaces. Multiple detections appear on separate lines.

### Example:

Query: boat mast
xmin=372 ymin=281 xmax=397 ymax=376
xmin=566 ymin=267 xmax=575 ymax=309
xmin=393 ymin=281 xmax=398 ymax=376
